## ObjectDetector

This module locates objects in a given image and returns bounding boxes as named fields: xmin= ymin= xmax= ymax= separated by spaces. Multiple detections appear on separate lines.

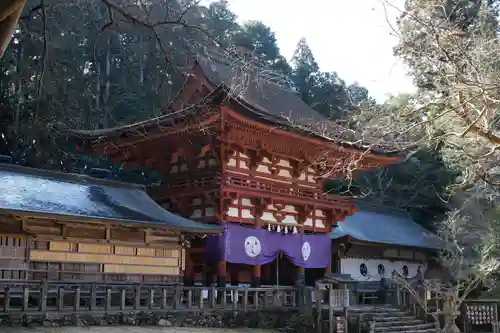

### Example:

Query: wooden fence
xmin=462 ymin=299 xmax=500 ymax=333
xmin=0 ymin=280 xmax=312 ymax=315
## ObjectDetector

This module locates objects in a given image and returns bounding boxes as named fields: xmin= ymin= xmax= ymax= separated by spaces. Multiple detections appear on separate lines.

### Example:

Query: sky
xmin=206 ymin=0 xmax=416 ymax=102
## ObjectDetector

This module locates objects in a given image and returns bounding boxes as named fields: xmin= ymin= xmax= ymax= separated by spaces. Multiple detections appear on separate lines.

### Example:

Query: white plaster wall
xmin=340 ymin=258 xmax=427 ymax=281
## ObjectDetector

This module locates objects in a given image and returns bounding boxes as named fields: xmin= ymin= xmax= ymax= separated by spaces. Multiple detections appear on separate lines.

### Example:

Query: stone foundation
xmin=0 ymin=308 xmax=315 ymax=333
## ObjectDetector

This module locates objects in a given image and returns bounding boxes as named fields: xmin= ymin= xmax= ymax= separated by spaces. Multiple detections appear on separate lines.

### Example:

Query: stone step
xmin=377 ymin=330 xmax=436 ymax=333
xmin=351 ymin=311 xmax=412 ymax=317
xmin=374 ymin=319 xmax=426 ymax=326
xmin=350 ymin=307 xmax=402 ymax=313
xmin=373 ymin=316 xmax=422 ymax=322
xmin=375 ymin=323 xmax=435 ymax=332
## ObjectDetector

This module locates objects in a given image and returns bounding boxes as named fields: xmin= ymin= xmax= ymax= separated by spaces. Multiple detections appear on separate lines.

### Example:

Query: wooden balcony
xmin=150 ymin=173 xmax=354 ymax=210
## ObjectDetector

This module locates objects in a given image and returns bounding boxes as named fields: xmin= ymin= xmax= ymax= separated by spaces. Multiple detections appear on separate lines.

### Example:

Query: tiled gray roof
xmin=0 ymin=164 xmax=221 ymax=234
xmin=196 ymin=53 xmax=400 ymax=154
xmin=332 ymin=207 xmax=442 ymax=249
xmin=65 ymin=52 xmax=404 ymax=155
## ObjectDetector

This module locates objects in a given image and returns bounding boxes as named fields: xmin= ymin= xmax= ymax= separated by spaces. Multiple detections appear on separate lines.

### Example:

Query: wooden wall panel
xmin=153 ymin=248 xmax=179 ymax=257
xmin=0 ymin=247 xmax=25 ymax=259
xmin=0 ymin=234 xmax=24 ymax=246
xmin=22 ymin=220 xmax=184 ymax=279
xmin=67 ymin=227 xmax=105 ymax=239
xmin=30 ymin=251 xmax=179 ymax=267
xmin=103 ymin=264 xmax=179 ymax=275
xmin=148 ymin=233 xmax=179 ymax=244
xmin=49 ymin=241 xmax=71 ymax=251
xmin=0 ymin=234 xmax=27 ymax=279
xmin=24 ymin=224 xmax=60 ymax=235
xmin=33 ymin=240 xmax=49 ymax=250
xmin=137 ymin=248 xmax=155 ymax=256
xmin=111 ymin=228 xmax=144 ymax=242
xmin=115 ymin=246 xmax=136 ymax=255
xmin=0 ymin=234 xmax=26 ymax=260
xmin=79 ymin=243 xmax=111 ymax=254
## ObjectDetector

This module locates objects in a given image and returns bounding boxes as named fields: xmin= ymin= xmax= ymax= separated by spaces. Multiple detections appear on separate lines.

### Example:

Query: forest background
xmin=0 ymin=0 xmax=490 ymax=230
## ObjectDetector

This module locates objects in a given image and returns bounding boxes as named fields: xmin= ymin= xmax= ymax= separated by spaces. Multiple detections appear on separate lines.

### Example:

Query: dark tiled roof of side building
xmin=332 ymin=203 xmax=442 ymax=249
xmin=0 ymin=163 xmax=221 ymax=234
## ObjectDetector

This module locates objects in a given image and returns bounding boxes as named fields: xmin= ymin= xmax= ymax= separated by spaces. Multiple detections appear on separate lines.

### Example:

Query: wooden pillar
xmin=184 ymin=249 xmax=194 ymax=286
xmin=296 ymin=266 xmax=305 ymax=286
xmin=296 ymin=208 xmax=307 ymax=287
xmin=253 ymin=263 xmax=261 ymax=287
xmin=217 ymin=260 xmax=226 ymax=287
xmin=325 ymin=246 xmax=332 ymax=275
xmin=253 ymin=219 xmax=262 ymax=287
xmin=296 ymin=227 xmax=306 ymax=286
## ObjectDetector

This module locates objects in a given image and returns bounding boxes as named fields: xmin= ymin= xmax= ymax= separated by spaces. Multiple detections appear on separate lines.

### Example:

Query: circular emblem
xmin=301 ymin=241 xmax=311 ymax=261
xmin=244 ymin=236 xmax=261 ymax=258
xmin=377 ymin=264 xmax=385 ymax=276
xmin=402 ymin=265 xmax=409 ymax=277
xmin=360 ymin=263 xmax=368 ymax=276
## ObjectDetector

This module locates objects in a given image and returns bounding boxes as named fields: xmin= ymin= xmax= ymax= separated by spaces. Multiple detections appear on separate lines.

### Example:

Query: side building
xmin=0 ymin=162 xmax=220 ymax=282
xmin=331 ymin=205 xmax=442 ymax=283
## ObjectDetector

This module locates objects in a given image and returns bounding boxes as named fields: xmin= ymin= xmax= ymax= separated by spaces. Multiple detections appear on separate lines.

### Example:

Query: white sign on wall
xmin=340 ymin=258 xmax=427 ymax=281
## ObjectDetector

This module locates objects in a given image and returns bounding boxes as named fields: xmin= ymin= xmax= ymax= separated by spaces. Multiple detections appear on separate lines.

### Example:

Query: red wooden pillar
xmin=253 ymin=264 xmax=261 ymax=287
xmin=296 ymin=225 xmax=306 ymax=286
xmin=253 ymin=219 xmax=262 ymax=287
xmin=217 ymin=260 xmax=226 ymax=287
xmin=296 ymin=266 xmax=305 ymax=286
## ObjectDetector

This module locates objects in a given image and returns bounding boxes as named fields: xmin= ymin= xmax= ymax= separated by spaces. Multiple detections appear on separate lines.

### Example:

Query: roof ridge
xmin=355 ymin=202 xmax=411 ymax=217
xmin=200 ymin=51 xmax=295 ymax=92
xmin=0 ymin=163 xmax=146 ymax=191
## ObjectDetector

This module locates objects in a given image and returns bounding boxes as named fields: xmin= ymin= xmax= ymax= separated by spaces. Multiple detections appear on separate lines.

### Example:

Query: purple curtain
xmin=205 ymin=224 xmax=331 ymax=268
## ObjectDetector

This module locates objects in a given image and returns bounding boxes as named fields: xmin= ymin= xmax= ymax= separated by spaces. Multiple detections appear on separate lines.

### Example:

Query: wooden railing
xmin=224 ymin=174 xmax=351 ymax=206
xmin=0 ymin=280 xmax=313 ymax=314
xmin=150 ymin=173 xmax=352 ymax=206
xmin=312 ymin=288 xmax=350 ymax=308
xmin=0 ymin=268 xmax=182 ymax=284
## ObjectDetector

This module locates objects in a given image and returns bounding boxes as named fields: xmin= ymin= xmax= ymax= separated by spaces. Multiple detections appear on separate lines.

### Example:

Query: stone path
xmin=2 ymin=327 xmax=278 ymax=333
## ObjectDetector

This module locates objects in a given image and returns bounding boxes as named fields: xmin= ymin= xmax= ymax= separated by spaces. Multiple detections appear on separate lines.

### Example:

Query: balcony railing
xmin=151 ymin=173 xmax=353 ymax=208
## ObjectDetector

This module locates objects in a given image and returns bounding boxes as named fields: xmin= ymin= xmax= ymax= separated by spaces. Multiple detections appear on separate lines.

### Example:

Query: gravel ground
xmin=1 ymin=327 xmax=279 ymax=333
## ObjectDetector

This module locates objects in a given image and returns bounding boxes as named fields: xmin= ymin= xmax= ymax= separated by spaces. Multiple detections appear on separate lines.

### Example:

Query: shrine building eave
xmin=331 ymin=206 xmax=442 ymax=250
xmin=0 ymin=163 xmax=222 ymax=235
xmin=195 ymin=53 xmax=408 ymax=158
xmin=63 ymin=52 xmax=406 ymax=168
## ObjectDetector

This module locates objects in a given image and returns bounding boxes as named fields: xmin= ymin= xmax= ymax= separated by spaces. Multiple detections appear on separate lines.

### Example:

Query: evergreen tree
xmin=232 ymin=20 xmax=291 ymax=75
xmin=291 ymin=37 xmax=362 ymax=119
xmin=204 ymin=0 xmax=240 ymax=46
xmin=291 ymin=37 xmax=319 ymax=106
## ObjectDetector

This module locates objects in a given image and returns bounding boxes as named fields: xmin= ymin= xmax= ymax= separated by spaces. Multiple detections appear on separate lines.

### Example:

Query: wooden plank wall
xmin=30 ymin=240 xmax=181 ymax=275
xmin=0 ymin=234 xmax=27 ymax=279
xmin=0 ymin=216 xmax=185 ymax=282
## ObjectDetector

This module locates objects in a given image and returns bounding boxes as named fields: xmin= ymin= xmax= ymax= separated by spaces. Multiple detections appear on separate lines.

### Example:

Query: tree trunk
xmin=103 ymin=37 xmax=111 ymax=128
xmin=441 ymin=298 xmax=461 ymax=333
xmin=95 ymin=57 xmax=101 ymax=128
xmin=15 ymin=43 xmax=23 ymax=135
xmin=442 ymin=316 xmax=460 ymax=333
xmin=139 ymin=34 xmax=144 ymax=86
